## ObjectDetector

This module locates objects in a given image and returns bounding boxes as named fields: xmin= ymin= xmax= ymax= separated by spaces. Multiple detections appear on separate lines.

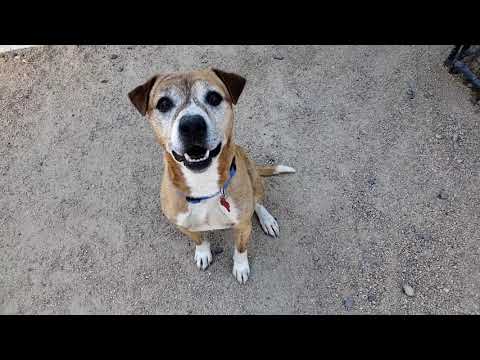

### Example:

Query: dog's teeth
xmin=202 ymin=150 xmax=210 ymax=161
xmin=184 ymin=150 xmax=210 ymax=163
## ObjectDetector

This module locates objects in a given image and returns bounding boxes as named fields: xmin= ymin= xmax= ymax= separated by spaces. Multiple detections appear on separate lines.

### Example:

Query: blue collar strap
xmin=186 ymin=157 xmax=237 ymax=204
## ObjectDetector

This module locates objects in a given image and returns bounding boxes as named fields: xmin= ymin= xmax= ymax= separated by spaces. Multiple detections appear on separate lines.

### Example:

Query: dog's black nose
xmin=178 ymin=115 xmax=207 ymax=145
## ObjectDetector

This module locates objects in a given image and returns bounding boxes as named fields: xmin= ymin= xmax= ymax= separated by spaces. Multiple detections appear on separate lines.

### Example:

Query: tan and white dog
xmin=128 ymin=68 xmax=295 ymax=284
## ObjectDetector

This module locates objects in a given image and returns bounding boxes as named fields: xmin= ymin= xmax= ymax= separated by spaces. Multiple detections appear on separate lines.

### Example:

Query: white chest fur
xmin=176 ymin=195 xmax=239 ymax=231
xmin=176 ymin=157 xmax=239 ymax=231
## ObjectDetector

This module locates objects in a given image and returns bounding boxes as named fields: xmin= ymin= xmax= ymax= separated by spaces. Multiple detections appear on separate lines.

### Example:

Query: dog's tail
xmin=256 ymin=164 xmax=296 ymax=177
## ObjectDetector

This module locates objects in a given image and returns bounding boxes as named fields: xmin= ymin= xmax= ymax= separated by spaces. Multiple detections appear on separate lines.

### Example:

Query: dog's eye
xmin=205 ymin=91 xmax=222 ymax=107
xmin=157 ymin=97 xmax=174 ymax=113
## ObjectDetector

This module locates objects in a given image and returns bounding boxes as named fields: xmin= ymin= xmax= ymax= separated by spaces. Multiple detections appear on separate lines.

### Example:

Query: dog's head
xmin=128 ymin=68 xmax=246 ymax=172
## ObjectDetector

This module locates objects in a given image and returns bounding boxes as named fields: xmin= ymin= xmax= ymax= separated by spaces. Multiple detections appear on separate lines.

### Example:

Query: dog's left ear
xmin=212 ymin=68 xmax=246 ymax=105
xmin=128 ymin=76 xmax=158 ymax=116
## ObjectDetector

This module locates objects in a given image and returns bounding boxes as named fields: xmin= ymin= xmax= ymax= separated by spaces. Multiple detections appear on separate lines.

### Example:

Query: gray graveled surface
xmin=0 ymin=45 xmax=479 ymax=314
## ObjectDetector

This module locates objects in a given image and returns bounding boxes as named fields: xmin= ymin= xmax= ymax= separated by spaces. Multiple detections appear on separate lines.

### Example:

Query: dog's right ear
xmin=128 ymin=76 xmax=158 ymax=116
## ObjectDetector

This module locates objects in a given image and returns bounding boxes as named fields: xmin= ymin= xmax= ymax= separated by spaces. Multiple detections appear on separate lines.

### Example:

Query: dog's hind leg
xmin=242 ymin=156 xmax=280 ymax=237
xmin=234 ymin=145 xmax=283 ymax=238
xmin=254 ymin=203 xmax=279 ymax=238
xmin=178 ymin=227 xmax=212 ymax=270
xmin=246 ymin=162 xmax=280 ymax=238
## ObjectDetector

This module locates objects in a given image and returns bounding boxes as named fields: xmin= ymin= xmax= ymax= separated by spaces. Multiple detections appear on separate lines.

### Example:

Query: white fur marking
xmin=274 ymin=165 xmax=296 ymax=174
xmin=194 ymin=241 xmax=212 ymax=270
xmin=176 ymin=195 xmax=239 ymax=232
xmin=182 ymin=157 xmax=220 ymax=198
xmin=176 ymin=160 xmax=239 ymax=232
xmin=255 ymin=204 xmax=279 ymax=237
xmin=233 ymin=249 xmax=250 ymax=284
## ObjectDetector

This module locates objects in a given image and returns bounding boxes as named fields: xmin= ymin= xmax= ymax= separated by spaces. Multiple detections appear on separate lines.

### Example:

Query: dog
xmin=128 ymin=68 xmax=295 ymax=283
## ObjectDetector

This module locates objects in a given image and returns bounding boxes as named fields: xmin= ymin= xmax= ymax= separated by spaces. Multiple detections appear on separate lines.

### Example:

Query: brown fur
xmin=256 ymin=166 xmax=278 ymax=177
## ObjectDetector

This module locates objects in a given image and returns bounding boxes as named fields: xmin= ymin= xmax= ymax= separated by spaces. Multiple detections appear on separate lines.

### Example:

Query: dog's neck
xmin=180 ymin=157 xmax=221 ymax=198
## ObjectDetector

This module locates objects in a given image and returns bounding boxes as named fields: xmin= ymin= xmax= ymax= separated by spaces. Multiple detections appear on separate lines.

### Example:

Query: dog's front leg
xmin=178 ymin=227 xmax=212 ymax=270
xmin=232 ymin=221 xmax=252 ymax=284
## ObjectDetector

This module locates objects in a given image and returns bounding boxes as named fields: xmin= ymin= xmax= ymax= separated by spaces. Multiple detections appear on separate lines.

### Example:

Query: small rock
xmin=403 ymin=284 xmax=415 ymax=297
xmin=457 ymin=158 xmax=463 ymax=164
xmin=444 ymin=288 xmax=450 ymax=293
xmin=118 ymin=67 xmax=124 ymax=72
xmin=212 ymin=248 xmax=223 ymax=255
xmin=273 ymin=55 xmax=284 ymax=60
xmin=435 ymin=134 xmax=443 ymax=139
xmin=110 ymin=54 xmax=119 ymax=60
xmin=343 ymin=296 xmax=354 ymax=311
xmin=101 ymin=79 xmax=108 ymax=83
xmin=407 ymin=87 xmax=415 ymax=99
xmin=437 ymin=189 xmax=449 ymax=200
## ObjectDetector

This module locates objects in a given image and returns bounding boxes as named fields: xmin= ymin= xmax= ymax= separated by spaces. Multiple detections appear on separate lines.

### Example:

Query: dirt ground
xmin=0 ymin=45 xmax=479 ymax=314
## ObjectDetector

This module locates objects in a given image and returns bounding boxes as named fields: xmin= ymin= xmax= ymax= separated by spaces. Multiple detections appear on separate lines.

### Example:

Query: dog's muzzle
xmin=172 ymin=114 xmax=221 ymax=171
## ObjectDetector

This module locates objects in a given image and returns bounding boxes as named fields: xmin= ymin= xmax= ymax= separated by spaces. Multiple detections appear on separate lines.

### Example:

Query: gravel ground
xmin=0 ymin=45 xmax=479 ymax=314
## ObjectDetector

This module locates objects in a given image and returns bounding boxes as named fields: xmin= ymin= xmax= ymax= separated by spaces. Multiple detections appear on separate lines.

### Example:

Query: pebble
xmin=403 ymin=284 xmax=415 ymax=297
xmin=407 ymin=87 xmax=415 ymax=99
xmin=437 ymin=189 xmax=449 ymax=200
xmin=110 ymin=54 xmax=119 ymax=60
xmin=273 ymin=55 xmax=284 ymax=60
xmin=435 ymin=134 xmax=443 ymax=139
xmin=343 ymin=296 xmax=354 ymax=311
xmin=101 ymin=79 xmax=108 ymax=83
xmin=212 ymin=248 xmax=223 ymax=255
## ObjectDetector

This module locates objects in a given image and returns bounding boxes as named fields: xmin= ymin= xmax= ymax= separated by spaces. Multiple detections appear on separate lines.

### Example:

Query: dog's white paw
xmin=232 ymin=249 xmax=250 ymax=284
xmin=194 ymin=241 xmax=212 ymax=270
xmin=255 ymin=204 xmax=279 ymax=238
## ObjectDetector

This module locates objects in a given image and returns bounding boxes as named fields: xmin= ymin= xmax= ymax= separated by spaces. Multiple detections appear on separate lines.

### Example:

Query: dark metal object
xmin=444 ymin=45 xmax=480 ymax=90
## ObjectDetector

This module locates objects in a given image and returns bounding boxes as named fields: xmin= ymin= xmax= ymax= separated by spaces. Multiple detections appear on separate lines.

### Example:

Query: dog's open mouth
xmin=172 ymin=142 xmax=222 ymax=171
